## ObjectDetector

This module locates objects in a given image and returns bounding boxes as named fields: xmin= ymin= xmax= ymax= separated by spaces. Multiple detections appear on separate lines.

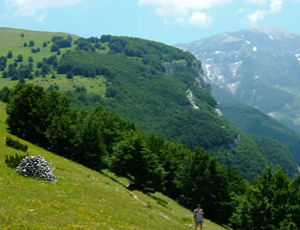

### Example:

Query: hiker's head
xmin=196 ymin=204 xmax=201 ymax=209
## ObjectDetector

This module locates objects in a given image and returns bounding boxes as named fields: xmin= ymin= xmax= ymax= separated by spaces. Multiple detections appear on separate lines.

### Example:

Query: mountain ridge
xmin=0 ymin=27 xmax=298 ymax=179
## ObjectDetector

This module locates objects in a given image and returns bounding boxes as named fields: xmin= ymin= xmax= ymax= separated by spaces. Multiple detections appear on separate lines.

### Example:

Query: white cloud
xmin=246 ymin=0 xmax=284 ymax=25
xmin=37 ymin=13 xmax=47 ymax=22
xmin=5 ymin=0 xmax=80 ymax=19
xmin=248 ymin=0 xmax=267 ymax=5
xmin=138 ymin=0 xmax=231 ymax=27
xmin=189 ymin=12 xmax=213 ymax=27
xmin=269 ymin=0 xmax=283 ymax=13
xmin=247 ymin=10 xmax=266 ymax=24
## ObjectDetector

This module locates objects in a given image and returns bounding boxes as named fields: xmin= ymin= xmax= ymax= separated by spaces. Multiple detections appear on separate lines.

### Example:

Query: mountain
xmin=0 ymin=101 xmax=225 ymax=229
xmin=178 ymin=27 xmax=300 ymax=134
xmin=0 ymin=27 xmax=298 ymax=179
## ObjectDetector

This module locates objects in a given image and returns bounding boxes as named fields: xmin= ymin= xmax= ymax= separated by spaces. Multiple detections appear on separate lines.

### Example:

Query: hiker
xmin=194 ymin=204 xmax=204 ymax=230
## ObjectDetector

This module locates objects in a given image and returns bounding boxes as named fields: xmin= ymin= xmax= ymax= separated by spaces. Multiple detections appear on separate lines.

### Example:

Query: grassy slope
xmin=0 ymin=27 xmax=106 ymax=96
xmin=0 ymin=27 xmax=77 ymax=61
xmin=0 ymin=101 xmax=224 ymax=229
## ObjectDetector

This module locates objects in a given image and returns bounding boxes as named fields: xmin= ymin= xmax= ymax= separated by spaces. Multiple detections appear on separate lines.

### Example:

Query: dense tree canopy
xmin=230 ymin=167 xmax=300 ymax=229
xmin=5 ymin=83 xmax=249 ymax=225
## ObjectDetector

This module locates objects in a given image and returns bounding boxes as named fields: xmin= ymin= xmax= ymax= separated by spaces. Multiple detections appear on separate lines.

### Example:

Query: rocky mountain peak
xmin=178 ymin=27 xmax=300 ymax=133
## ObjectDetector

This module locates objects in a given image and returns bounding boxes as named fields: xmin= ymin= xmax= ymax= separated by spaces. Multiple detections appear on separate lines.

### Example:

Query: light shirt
xmin=194 ymin=208 xmax=204 ymax=222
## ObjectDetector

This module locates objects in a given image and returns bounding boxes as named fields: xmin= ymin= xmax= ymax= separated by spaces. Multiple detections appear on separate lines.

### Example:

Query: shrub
xmin=16 ymin=156 xmax=56 ymax=183
xmin=0 ymin=87 xmax=10 ymax=102
xmin=29 ymin=40 xmax=35 ymax=47
xmin=5 ymin=153 xmax=28 ymax=168
xmin=15 ymin=54 xmax=23 ymax=62
xmin=7 ymin=50 xmax=13 ymax=59
xmin=51 ymin=44 xmax=60 ymax=52
xmin=6 ymin=137 xmax=28 ymax=152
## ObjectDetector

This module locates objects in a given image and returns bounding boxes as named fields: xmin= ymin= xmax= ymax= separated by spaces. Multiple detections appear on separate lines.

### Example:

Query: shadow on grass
xmin=101 ymin=170 xmax=129 ymax=189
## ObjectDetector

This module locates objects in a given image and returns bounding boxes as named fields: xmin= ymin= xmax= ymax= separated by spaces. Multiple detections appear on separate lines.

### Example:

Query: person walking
xmin=194 ymin=204 xmax=204 ymax=230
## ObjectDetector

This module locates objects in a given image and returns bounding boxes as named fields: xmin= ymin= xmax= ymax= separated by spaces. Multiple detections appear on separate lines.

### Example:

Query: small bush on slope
xmin=6 ymin=136 xmax=28 ymax=152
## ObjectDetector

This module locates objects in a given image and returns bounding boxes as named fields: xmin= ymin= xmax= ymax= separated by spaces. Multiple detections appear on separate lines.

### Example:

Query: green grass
xmin=0 ymin=101 xmax=225 ymax=229
xmin=0 ymin=27 xmax=77 ymax=65
xmin=0 ymin=27 xmax=106 ymax=98
xmin=32 ymin=74 xmax=107 ymax=96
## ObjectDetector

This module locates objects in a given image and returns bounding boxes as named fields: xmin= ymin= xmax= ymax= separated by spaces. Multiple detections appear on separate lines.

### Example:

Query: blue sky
xmin=1 ymin=0 xmax=300 ymax=44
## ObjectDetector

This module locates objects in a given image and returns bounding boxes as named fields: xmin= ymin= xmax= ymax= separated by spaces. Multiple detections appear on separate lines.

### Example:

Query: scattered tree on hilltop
xmin=7 ymin=51 xmax=13 ymax=59
xmin=29 ymin=40 xmax=35 ymax=47
xmin=15 ymin=54 xmax=23 ymax=62
xmin=51 ymin=44 xmax=59 ymax=52
xmin=51 ymin=36 xmax=72 ymax=48
xmin=0 ymin=56 xmax=7 ymax=71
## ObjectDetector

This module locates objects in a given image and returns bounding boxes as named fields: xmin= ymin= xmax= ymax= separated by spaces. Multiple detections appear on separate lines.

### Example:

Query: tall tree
xmin=230 ymin=167 xmax=300 ymax=229
xmin=110 ymin=132 xmax=165 ymax=192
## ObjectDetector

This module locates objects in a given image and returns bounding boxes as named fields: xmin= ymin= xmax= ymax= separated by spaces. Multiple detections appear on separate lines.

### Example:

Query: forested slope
xmin=0 ymin=27 xmax=298 ymax=179
xmin=0 ymin=101 xmax=225 ymax=230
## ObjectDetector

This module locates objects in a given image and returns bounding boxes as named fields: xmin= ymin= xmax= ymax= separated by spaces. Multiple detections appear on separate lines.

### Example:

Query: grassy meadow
xmin=0 ymin=100 xmax=225 ymax=229
xmin=0 ymin=27 xmax=77 ymax=64
xmin=0 ymin=27 xmax=106 ymax=97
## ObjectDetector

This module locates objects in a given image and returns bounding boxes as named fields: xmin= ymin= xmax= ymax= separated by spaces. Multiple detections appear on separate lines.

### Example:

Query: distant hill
xmin=0 ymin=101 xmax=224 ymax=229
xmin=212 ymin=85 xmax=300 ymax=166
xmin=250 ymin=134 xmax=298 ymax=177
xmin=178 ymin=27 xmax=300 ymax=134
xmin=0 ymin=27 xmax=298 ymax=179
xmin=220 ymin=102 xmax=300 ymax=164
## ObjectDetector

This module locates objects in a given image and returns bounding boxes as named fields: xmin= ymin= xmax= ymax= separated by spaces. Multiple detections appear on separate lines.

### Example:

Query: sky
xmin=1 ymin=0 xmax=300 ymax=45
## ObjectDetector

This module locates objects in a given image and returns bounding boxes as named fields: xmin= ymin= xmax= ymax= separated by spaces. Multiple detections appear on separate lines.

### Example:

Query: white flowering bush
xmin=16 ymin=156 xmax=56 ymax=183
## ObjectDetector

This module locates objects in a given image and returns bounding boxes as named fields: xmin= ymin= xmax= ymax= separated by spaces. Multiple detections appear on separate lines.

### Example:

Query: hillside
xmin=219 ymin=102 xmax=300 ymax=164
xmin=0 ymin=101 xmax=224 ymax=230
xmin=0 ymin=27 xmax=297 ymax=180
xmin=178 ymin=27 xmax=300 ymax=134
xmin=211 ymin=85 xmax=300 ymax=167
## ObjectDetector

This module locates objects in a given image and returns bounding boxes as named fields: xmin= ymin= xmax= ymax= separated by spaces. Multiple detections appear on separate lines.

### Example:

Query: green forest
xmin=1 ymin=32 xmax=297 ymax=179
xmin=3 ymin=83 xmax=300 ymax=228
